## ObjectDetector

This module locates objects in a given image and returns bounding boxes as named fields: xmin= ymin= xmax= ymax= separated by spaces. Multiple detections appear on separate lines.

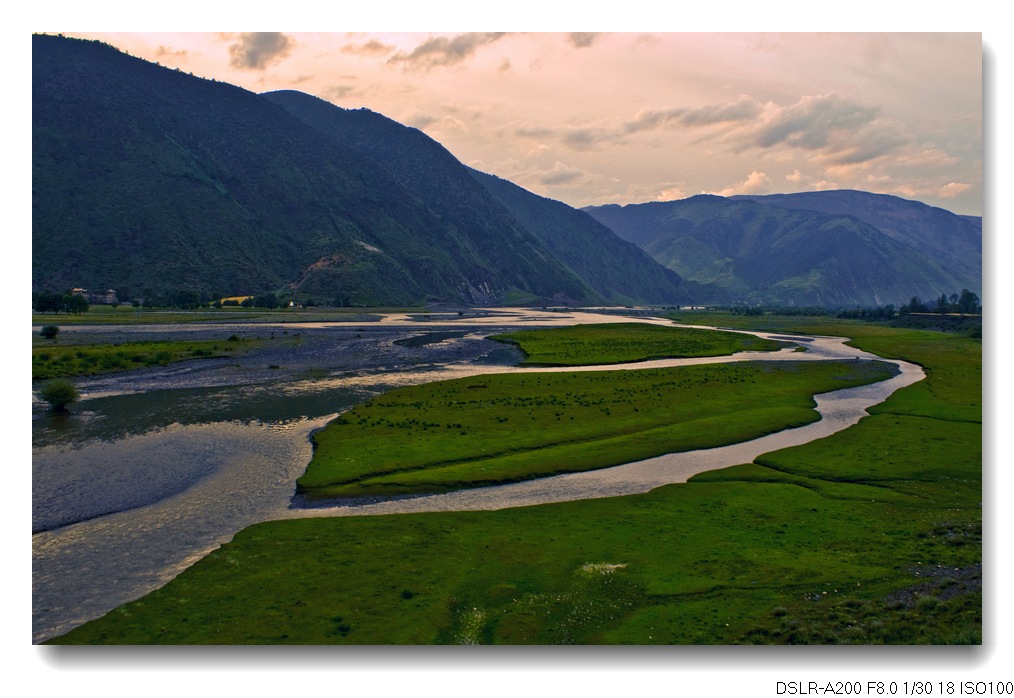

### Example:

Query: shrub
xmin=38 ymin=378 xmax=79 ymax=413
xmin=40 ymin=325 xmax=60 ymax=340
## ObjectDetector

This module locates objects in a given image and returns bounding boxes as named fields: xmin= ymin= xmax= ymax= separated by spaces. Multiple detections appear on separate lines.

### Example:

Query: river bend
xmin=31 ymin=311 xmax=923 ymax=641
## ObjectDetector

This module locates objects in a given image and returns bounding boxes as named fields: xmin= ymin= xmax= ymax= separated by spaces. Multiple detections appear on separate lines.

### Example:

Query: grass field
xmin=31 ymin=304 xmax=421 ymax=325
xmin=32 ymin=337 xmax=256 ymax=380
xmin=492 ymin=322 xmax=786 ymax=365
xmin=297 ymin=360 xmax=896 ymax=499
xmin=50 ymin=314 xmax=981 ymax=645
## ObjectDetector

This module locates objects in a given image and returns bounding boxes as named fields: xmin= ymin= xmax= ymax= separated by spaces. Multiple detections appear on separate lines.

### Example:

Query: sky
xmin=59 ymin=30 xmax=984 ymax=216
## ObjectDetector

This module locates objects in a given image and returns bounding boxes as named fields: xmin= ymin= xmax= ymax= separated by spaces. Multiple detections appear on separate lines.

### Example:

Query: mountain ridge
xmin=261 ymin=89 xmax=693 ymax=306
xmin=584 ymin=193 xmax=980 ymax=307
xmin=33 ymin=35 xmax=650 ymax=307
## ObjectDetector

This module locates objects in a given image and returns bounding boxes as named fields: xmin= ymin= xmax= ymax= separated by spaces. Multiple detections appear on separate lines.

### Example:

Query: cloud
xmin=228 ymin=33 xmax=295 ymax=70
xmin=567 ymin=33 xmax=601 ymax=48
xmin=516 ymin=121 xmax=626 ymax=152
xmin=656 ymin=186 xmax=688 ymax=201
xmin=713 ymin=171 xmax=772 ymax=196
xmin=561 ymin=127 xmax=618 ymax=151
xmin=401 ymin=111 xmax=440 ymax=130
xmin=340 ymin=39 xmax=394 ymax=57
xmin=538 ymin=162 xmax=585 ymax=185
xmin=322 ymin=85 xmax=357 ymax=101
xmin=625 ymin=97 xmax=762 ymax=132
xmin=751 ymin=94 xmax=878 ymax=150
xmin=516 ymin=126 xmax=555 ymax=139
xmin=155 ymin=45 xmax=188 ymax=59
xmin=388 ymin=33 xmax=506 ymax=69
xmin=937 ymin=182 xmax=972 ymax=198
xmin=620 ymin=94 xmax=906 ymax=171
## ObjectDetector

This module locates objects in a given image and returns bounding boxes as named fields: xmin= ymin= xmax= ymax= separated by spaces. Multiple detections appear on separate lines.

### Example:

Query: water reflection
xmin=33 ymin=378 xmax=374 ymax=448
xmin=31 ymin=380 xmax=383 ymax=532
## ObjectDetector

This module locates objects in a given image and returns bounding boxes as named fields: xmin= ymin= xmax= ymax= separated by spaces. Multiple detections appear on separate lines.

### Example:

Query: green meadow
xmin=31 ymin=304 xmax=420 ymax=325
xmin=297 ymin=322 xmax=813 ymax=498
xmin=492 ymin=322 xmax=785 ymax=365
xmin=51 ymin=315 xmax=981 ymax=645
xmin=297 ymin=360 xmax=896 ymax=499
xmin=32 ymin=337 xmax=256 ymax=380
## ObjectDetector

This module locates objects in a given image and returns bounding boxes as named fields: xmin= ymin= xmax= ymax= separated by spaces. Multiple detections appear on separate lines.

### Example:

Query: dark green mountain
xmin=584 ymin=195 xmax=977 ymax=307
xmin=262 ymin=90 xmax=691 ymax=306
xmin=32 ymin=34 xmax=608 ymax=306
xmin=464 ymin=169 xmax=695 ymax=305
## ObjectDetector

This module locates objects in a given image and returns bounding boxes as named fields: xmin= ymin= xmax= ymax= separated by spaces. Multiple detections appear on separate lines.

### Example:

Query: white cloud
xmin=713 ymin=171 xmax=772 ymax=196
xmin=937 ymin=182 xmax=973 ymax=198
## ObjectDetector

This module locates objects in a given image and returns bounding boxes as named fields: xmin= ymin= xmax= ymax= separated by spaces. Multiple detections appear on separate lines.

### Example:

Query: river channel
xmin=31 ymin=309 xmax=924 ymax=642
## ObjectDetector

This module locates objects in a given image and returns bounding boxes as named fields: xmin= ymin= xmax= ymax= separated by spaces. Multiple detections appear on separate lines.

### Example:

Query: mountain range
xmin=32 ymin=34 xmax=687 ymax=307
xmin=32 ymin=34 xmax=981 ymax=309
xmin=584 ymin=193 xmax=981 ymax=307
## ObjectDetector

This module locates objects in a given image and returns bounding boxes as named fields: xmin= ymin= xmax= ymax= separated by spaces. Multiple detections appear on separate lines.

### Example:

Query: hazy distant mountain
xmin=732 ymin=190 xmax=981 ymax=292
xmin=584 ymin=194 xmax=979 ymax=307
xmin=32 ymin=34 xmax=618 ymax=306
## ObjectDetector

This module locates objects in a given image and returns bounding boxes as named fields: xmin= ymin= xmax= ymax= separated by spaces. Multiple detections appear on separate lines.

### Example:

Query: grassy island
xmin=32 ymin=337 xmax=255 ymax=380
xmin=492 ymin=322 xmax=785 ymax=365
xmin=297 ymin=360 xmax=896 ymax=499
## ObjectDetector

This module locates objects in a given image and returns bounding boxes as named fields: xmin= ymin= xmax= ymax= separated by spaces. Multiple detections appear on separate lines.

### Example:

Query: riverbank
xmin=51 ymin=317 xmax=978 ymax=644
xmin=41 ymin=312 xmax=981 ymax=645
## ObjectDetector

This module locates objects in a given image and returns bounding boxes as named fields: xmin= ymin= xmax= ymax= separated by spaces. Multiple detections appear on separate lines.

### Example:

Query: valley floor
xmin=34 ymin=310 xmax=981 ymax=645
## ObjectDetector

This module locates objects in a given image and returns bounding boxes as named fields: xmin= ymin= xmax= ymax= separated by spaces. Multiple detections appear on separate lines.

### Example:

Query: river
xmin=31 ymin=308 xmax=923 ymax=642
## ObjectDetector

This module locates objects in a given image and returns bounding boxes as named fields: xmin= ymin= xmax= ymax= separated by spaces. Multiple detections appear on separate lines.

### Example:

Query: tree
xmin=38 ymin=378 xmax=80 ymax=413
xmin=167 ymin=289 xmax=203 ymax=309
xmin=253 ymin=293 xmax=279 ymax=308
xmin=900 ymin=296 xmax=928 ymax=315
xmin=33 ymin=290 xmax=63 ymax=313
xmin=957 ymin=289 xmax=980 ymax=314
xmin=40 ymin=325 xmax=60 ymax=340
xmin=65 ymin=293 xmax=89 ymax=314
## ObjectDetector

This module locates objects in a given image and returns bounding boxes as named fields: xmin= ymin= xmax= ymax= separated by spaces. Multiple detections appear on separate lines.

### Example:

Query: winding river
xmin=31 ymin=309 xmax=924 ymax=642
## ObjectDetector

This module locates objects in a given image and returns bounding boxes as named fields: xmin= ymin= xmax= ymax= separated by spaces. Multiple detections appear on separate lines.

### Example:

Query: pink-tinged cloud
xmin=340 ymin=39 xmax=394 ymax=57
xmin=937 ymin=182 xmax=972 ymax=198
xmin=567 ymin=33 xmax=601 ymax=48
xmin=538 ymin=162 xmax=586 ymax=185
xmin=228 ymin=32 xmax=295 ymax=70
xmin=388 ymin=33 xmax=506 ymax=69
xmin=322 ymin=85 xmax=357 ymax=101
xmin=750 ymin=93 xmax=880 ymax=150
xmin=656 ymin=186 xmax=688 ymax=201
xmin=625 ymin=97 xmax=762 ymax=132
xmin=714 ymin=171 xmax=772 ymax=196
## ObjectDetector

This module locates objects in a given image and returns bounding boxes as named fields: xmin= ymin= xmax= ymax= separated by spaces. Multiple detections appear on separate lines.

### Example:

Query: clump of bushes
xmin=38 ymin=378 xmax=79 ymax=413
xmin=40 ymin=325 xmax=60 ymax=340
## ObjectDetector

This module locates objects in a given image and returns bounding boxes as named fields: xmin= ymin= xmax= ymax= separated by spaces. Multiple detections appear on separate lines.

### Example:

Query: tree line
xmin=32 ymin=290 xmax=89 ymax=314
xmin=724 ymin=289 xmax=981 ymax=320
xmin=900 ymin=289 xmax=980 ymax=315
